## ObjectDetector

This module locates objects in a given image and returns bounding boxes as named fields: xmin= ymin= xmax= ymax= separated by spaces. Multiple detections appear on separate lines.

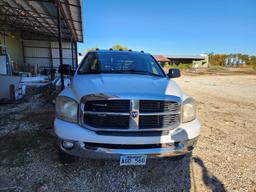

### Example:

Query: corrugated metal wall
xmin=23 ymin=40 xmax=75 ymax=68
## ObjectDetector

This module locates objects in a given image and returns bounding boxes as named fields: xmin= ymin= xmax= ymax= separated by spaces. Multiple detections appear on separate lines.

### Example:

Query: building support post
xmin=57 ymin=3 xmax=64 ymax=90
xmin=71 ymin=39 xmax=74 ymax=70
xmin=75 ymin=41 xmax=78 ymax=69
xmin=3 ymin=31 xmax=6 ymax=45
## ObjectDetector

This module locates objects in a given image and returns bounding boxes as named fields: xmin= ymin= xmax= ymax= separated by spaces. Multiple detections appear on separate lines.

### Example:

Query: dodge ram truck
xmin=54 ymin=50 xmax=200 ymax=165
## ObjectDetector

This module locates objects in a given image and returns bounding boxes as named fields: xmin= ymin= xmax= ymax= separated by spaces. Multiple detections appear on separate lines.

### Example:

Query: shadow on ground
xmin=192 ymin=157 xmax=226 ymax=192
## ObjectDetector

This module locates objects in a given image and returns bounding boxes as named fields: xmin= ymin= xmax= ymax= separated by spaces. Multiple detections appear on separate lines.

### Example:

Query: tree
xmin=209 ymin=54 xmax=227 ymax=66
xmin=85 ymin=47 xmax=98 ymax=52
xmin=208 ymin=53 xmax=256 ymax=69
xmin=111 ymin=44 xmax=128 ymax=50
xmin=248 ymin=56 xmax=256 ymax=70
xmin=85 ymin=44 xmax=129 ymax=53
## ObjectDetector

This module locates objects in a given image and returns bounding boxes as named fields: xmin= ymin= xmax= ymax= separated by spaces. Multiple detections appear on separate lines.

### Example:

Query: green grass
xmin=165 ymin=63 xmax=192 ymax=70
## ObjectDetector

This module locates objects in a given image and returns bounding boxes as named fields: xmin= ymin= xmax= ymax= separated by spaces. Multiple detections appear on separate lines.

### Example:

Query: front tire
xmin=58 ymin=148 xmax=76 ymax=164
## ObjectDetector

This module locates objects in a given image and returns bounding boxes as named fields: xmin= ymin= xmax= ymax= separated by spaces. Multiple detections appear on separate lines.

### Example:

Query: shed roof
xmin=0 ymin=0 xmax=83 ymax=42
xmin=166 ymin=55 xmax=206 ymax=59
xmin=154 ymin=55 xmax=170 ymax=62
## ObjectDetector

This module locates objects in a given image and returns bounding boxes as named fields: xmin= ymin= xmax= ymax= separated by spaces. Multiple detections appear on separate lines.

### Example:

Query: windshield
xmin=78 ymin=52 xmax=165 ymax=77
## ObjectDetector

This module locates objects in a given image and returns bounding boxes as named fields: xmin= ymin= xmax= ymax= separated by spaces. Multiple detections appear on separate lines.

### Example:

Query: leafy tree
xmin=85 ymin=44 xmax=129 ymax=53
xmin=209 ymin=53 xmax=256 ymax=70
xmin=209 ymin=54 xmax=227 ymax=66
xmin=85 ymin=47 xmax=98 ymax=52
xmin=111 ymin=44 xmax=128 ymax=50
xmin=248 ymin=56 xmax=256 ymax=70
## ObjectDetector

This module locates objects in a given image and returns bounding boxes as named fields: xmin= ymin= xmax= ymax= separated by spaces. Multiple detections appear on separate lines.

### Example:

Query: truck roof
xmin=89 ymin=49 xmax=149 ymax=55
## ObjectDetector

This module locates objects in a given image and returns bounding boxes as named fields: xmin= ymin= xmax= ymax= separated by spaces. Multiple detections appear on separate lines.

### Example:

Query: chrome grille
xmin=84 ymin=114 xmax=129 ymax=129
xmin=85 ymin=100 xmax=130 ymax=112
xmin=81 ymin=99 xmax=180 ymax=131
xmin=140 ymin=100 xmax=180 ymax=113
xmin=139 ymin=114 xmax=180 ymax=129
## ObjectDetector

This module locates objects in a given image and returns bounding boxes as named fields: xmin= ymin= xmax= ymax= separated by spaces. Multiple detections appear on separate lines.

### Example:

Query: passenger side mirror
xmin=58 ymin=64 xmax=75 ymax=76
xmin=168 ymin=68 xmax=181 ymax=78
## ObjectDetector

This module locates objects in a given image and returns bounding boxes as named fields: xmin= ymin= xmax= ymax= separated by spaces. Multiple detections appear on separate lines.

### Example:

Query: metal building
xmin=166 ymin=54 xmax=209 ymax=68
xmin=0 ymin=0 xmax=83 ymax=74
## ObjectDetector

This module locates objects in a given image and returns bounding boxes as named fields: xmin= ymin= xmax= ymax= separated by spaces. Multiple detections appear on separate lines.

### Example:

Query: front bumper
xmin=55 ymin=118 xmax=200 ymax=159
xmin=58 ymin=137 xmax=198 ymax=159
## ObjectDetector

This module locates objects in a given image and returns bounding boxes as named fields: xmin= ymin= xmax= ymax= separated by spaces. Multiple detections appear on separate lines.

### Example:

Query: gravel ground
xmin=0 ymin=74 xmax=255 ymax=192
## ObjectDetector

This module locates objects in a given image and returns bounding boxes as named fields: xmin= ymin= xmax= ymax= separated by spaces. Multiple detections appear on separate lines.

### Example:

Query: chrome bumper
xmin=58 ymin=137 xmax=198 ymax=159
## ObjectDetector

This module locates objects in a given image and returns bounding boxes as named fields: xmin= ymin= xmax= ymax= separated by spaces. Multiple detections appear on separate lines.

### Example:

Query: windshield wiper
xmin=140 ymin=71 xmax=164 ymax=77
xmin=124 ymin=69 xmax=164 ymax=77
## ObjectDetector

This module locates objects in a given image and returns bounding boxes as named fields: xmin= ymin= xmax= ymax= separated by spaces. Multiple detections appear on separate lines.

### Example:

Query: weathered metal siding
xmin=23 ymin=40 xmax=75 ymax=68
xmin=50 ymin=41 xmax=74 ymax=67
xmin=23 ymin=40 xmax=51 ymax=67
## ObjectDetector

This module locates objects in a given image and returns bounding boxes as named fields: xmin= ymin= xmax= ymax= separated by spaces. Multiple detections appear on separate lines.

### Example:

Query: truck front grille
xmin=83 ymin=142 xmax=173 ymax=149
xmin=85 ymin=100 xmax=130 ymax=112
xmin=84 ymin=114 xmax=129 ymax=129
xmin=81 ymin=99 xmax=180 ymax=131
xmin=140 ymin=100 xmax=180 ymax=113
xmin=139 ymin=114 xmax=180 ymax=129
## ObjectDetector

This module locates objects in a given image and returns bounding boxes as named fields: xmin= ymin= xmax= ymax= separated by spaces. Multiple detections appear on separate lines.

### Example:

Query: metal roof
xmin=166 ymin=55 xmax=206 ymax=59
xmin=153 ymin=55 xmax=170 ymax=62
xmin=0 ymin=0 xmax=83 ymax=42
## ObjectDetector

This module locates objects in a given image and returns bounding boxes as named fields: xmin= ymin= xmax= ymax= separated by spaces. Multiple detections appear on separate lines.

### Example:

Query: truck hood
xmin=70 ymin=74 xmax=183 ymax=101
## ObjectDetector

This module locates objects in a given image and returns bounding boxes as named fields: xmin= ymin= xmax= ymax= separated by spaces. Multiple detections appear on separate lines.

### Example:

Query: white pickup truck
xmin=54 ymin=50 xmax=200 ymax=165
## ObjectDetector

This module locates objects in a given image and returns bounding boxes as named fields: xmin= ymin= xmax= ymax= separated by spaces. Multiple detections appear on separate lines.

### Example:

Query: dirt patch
xmin=175 ymin=74 xmax=256 ymax=191
xmin=0 ymin=94 xmax=55 ymax=137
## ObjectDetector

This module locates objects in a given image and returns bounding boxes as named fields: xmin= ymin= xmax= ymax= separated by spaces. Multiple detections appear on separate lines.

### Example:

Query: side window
xmin=149 ymin=60 xmax=162 ymax=75
xmin=151 ymin=62 xmax=158 ymax=74
xmin=78 ymin=53 xmax=99 ymax=73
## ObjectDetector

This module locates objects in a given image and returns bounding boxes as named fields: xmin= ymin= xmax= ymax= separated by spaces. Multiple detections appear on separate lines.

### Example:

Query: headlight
xmin=182 ymin=98 xmax=196 ymax=123
xmin=56 ymin=96 xmax=78 ymax=123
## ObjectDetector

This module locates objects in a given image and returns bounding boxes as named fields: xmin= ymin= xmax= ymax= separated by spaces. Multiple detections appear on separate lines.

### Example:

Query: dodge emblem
xmin=130 ymin=111 xmax=138 ymax=118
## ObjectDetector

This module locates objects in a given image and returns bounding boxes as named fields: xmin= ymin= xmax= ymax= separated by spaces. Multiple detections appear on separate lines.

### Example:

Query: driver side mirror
xmin=58 ymin=64 xmax=75 ymax=76
xmin=168 ymin=68 xmax=181 ymax=78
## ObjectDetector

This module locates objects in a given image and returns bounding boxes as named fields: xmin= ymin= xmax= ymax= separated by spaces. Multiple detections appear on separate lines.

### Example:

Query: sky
xmin=77 ymin=0 xmax=256 ymax=55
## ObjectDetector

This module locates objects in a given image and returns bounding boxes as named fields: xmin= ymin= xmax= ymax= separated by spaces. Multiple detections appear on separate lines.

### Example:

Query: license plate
xmin=120 ymin=155 xmax=147 ymax=166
